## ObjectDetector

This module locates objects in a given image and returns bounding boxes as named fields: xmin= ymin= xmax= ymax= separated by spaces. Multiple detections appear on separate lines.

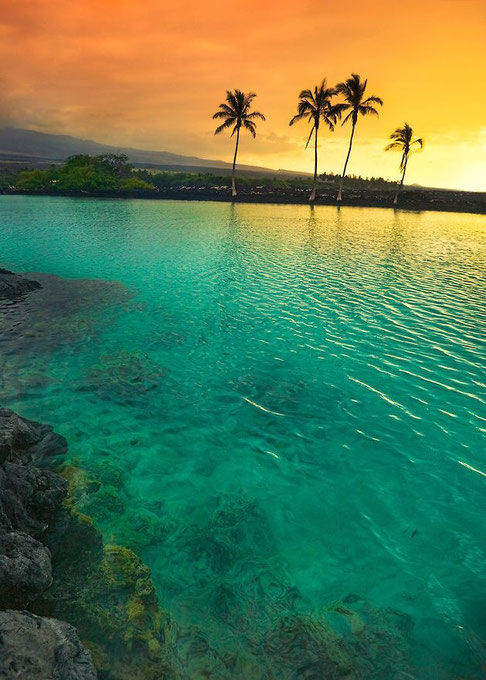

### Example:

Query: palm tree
xmin=213 ymin=90 xmax=265 ymax=197
xmin=385 ymin=123 xmax=424 ymax=204
xmin=289 ymin=79 xmax=342 ymax=202
xmin=335 ymin=74 xmax=383 ymax=202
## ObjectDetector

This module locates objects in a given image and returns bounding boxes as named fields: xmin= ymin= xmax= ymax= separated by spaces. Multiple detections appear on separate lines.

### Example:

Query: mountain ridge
xmin=0 ymin=127 xmax=307 ymax=177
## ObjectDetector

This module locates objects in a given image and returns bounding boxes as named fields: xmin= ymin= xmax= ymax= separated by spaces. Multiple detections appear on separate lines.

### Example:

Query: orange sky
xmin=1 ymin=0 xmax=485 ymax=190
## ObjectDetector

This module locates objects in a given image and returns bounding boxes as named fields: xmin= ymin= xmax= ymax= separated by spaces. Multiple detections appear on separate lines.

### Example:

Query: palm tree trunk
xmin=231 ymin=127 xmax=240 ymax=197
xmin=309 ymin=126 xmax=318 ymax=202
xmin=393 ymin=155 xmax=408 ymax=205
xmin=337 ymin=122 xmax=355 ymax=202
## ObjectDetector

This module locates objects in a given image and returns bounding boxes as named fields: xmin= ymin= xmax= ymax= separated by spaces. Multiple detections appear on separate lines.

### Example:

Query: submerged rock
xmin=0 ymin=609 xmax=97 ymax=680
xmin=0 ymin=271 xmax=131 ymax=362
xmin=0 ymin=268 xmax=40 ymax=299
xmin=80 ymin=349 xmax=165 ymax=402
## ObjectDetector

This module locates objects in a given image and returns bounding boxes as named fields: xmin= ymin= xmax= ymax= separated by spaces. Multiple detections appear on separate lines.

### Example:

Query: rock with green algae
xmin=32 ymin=505 xmax=178 ymax=680
xmin=107 ymin=507 xmax=176 ymax=551
xmin=59 ymin=463 xmax=172 ymax=550
xmin=261 ymin=612 xmax=356 ymax=679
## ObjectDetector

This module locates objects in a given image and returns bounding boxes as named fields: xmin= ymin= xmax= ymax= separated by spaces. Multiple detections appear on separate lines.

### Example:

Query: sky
xmin=1 ymin=0 xmax=485 ymax=190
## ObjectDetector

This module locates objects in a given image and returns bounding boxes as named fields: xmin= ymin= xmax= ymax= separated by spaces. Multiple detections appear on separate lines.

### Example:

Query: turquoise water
xmin=1 ymin=195 xmax=485 ymax=677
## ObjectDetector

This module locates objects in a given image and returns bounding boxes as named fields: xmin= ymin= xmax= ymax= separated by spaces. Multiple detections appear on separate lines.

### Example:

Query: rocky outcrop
xmin=0 ymin=532 xmax=52 ymax=609
xmin=0 ymin=407 xmax=67 ymax=465
xmin=0 ymin=410 xmax=95 ymax=677
xmin=0 ymin=610 xmax=97 ymax=680
xmin=0 ymin=410 xmax=68 ymax=610
xmin=0 ymin=408 xmax=178 ymax=680
xmin=0 ymin=269 xmax=40 ymax=299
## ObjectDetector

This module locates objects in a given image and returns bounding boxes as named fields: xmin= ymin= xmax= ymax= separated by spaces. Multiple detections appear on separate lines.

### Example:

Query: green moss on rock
xmin=31 ymin=490 xmax=177 ymax=680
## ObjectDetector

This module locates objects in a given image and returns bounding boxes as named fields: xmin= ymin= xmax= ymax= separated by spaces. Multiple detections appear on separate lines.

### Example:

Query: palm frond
xmin=214 ymin=119 xmax=235 ymax=136
xmin=213 ymin=89 xmax=265 ymax=137
xmin=246 ymin=111 xmax=266 ymax=121
xmin=331 ymin=103 xmax=348 ymax=118
xmin=341 ymin=110 xmax=354 ymax=126
xmin=212 ymin=110 xmax=232 ymax=120
xmin=363 ymin=95 xmax=383 ymax=106
xmin=335 ymin=74 xmax=382 ymax=128
xmin=358 ymin=105 xmax=380 ymax=117
xmin=304 ymin=125 xmax=316 ymax=149
xmin=226 ymin=90 xmax=238 ymax=112
xmin=289 ymin=112 xmax=306 ymax=126
xmin=290 ymin=78 xmax=340 ymax=144
xmin=243 ymin=120 xmax=257 ymax=138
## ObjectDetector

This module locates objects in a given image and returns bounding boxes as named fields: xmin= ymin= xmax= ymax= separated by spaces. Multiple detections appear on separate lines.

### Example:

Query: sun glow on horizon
xmin=1 ymin=0 xmax=485 ymax=191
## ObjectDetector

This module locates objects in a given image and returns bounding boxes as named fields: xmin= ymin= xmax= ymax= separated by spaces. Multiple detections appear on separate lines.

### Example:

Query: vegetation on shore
xmin=0 ymin=153 xmax=404 ymax=196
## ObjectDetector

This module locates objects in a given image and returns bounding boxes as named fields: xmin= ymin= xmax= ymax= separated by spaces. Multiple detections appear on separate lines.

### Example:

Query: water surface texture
xmin=1 ymin=196 xmax=485 ymax=678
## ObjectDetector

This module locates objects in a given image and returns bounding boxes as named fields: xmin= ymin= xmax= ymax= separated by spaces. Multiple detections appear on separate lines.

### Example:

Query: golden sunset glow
xmin=1 ymin=0 xmax=485 ymax=190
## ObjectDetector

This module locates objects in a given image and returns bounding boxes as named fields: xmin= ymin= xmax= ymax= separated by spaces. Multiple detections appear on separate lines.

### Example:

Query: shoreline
xmin=2 ymin=187 xmax=486 ymax=215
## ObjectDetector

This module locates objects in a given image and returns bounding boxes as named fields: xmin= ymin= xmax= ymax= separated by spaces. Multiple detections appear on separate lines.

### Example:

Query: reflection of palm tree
xmin=385 ymin=123 xmax=424 ymax=205
xmin=335 ymin=74 xmax=383 ymax=202
xmin=213 ymin=90 xmax=265 ymax=197
xmin=289 ymin=80 xmax=342 ymax=202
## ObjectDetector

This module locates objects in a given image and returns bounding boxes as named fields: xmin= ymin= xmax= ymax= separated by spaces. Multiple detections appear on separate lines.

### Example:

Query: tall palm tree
xmin=335 ymin=74 xmax=383 ymax=202
xmin=213 ymin=90 xmax=265 ymax=197
xmin=385 ymin=123 xmax=424 ymax=205
xmin=289 ymin=79 xmax=342 ymax=202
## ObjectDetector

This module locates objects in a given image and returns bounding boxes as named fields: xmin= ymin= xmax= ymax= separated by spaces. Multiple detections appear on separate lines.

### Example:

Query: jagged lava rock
xmin=0 ymin=409 xmax=67 ymax=609
xmin=0 ymin=408 xmax=67 ymax=465
xmin=0 ymin=609 xmax=97 ymax=680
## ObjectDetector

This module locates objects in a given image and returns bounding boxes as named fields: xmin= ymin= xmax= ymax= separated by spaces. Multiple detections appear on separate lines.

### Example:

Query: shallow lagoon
xmin=1 ymin=196 xmax=485 ymax=677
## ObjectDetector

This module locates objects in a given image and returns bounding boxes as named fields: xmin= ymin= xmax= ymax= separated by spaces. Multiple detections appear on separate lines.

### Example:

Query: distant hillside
xmin=0 ymin=127 xmax=307 ymax=178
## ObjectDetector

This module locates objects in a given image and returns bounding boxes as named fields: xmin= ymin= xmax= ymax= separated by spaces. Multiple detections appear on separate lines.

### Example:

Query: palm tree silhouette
xmin=335 ymin=74 xmax=383 ymax=202
xmin=213 ymin=90 xmax=265 ymax=197
xmin=289 ymin=80 xmax=342 ymax=202
xmin=385 ymin=123 xmax=424 ymax=205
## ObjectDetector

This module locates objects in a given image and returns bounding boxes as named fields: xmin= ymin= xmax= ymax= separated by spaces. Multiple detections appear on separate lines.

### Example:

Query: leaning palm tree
xmin=335 ymin=74 xmax=383 ymax=202
xmin=385 ymin=123 xmax=424 ymax=204
xmin=289 ymin=79 xmax=342 ymax=202
xmin=213 ymin=90 xmax=265 ymax=197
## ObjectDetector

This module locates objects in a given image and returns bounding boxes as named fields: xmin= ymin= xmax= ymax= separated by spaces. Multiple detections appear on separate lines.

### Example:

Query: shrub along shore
xmin=1 ymin=154 xmax=485 ymax=214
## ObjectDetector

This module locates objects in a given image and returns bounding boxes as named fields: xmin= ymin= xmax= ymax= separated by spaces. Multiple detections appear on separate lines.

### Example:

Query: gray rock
xmin=0 ymin=609 xmax=97 ymax=679
xmin=0 ymin=412 xmax=67 ymax=609
xmin=0 ymin=409 xmax=67 ymax=465
xmin=0 ymin=463 xmax=67 ymax=535
xmin=0 ymin=532 xmax=52 ymax=609
xmin=0 ymin=268 xmax=41 ymax=299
